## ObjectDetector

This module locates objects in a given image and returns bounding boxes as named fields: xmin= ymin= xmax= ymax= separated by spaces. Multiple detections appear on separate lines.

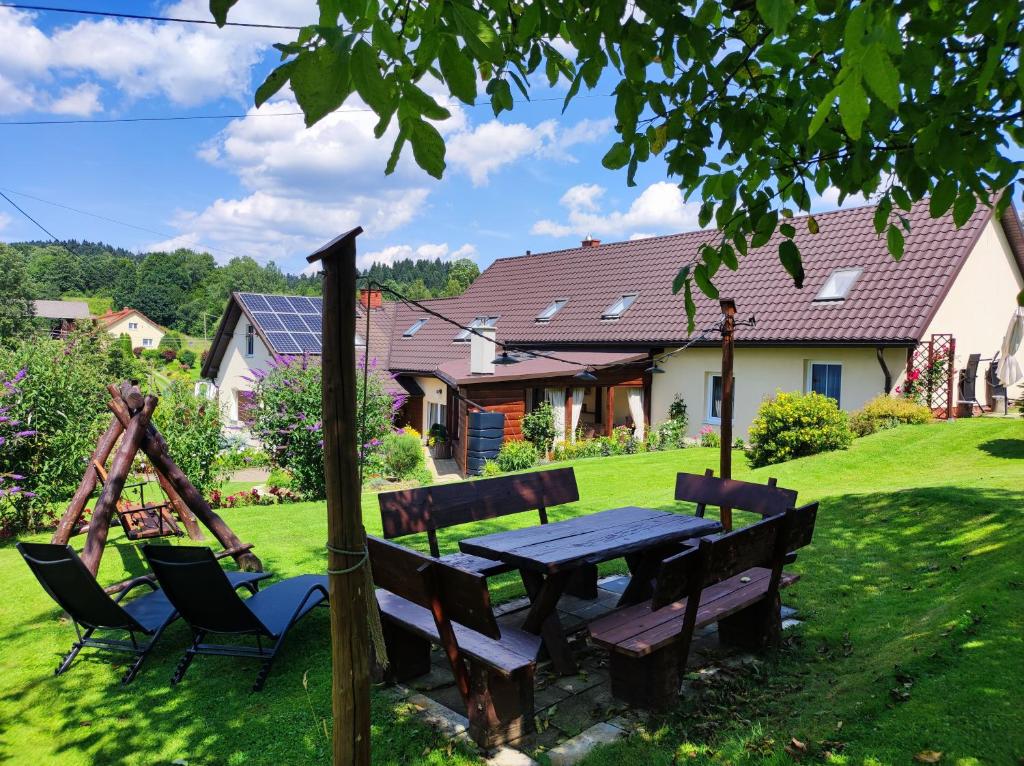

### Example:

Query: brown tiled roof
xmin=436 ymin=350 xmax=646 ymax=386
xmin=384 ymin=200 xmax=1020 ymax=373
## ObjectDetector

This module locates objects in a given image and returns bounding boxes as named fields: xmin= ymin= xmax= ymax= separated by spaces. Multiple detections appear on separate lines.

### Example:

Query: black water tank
xmin=466 ymin=411 xmax=504 ymax=475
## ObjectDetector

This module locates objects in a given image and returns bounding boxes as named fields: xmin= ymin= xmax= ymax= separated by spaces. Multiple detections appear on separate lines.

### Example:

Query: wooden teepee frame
xmin=51 ymin=382 xmax=261 ymax=579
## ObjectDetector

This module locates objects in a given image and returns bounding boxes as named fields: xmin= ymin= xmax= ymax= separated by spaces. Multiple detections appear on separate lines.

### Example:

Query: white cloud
xmin=0 ymin=2 xmax=315 ymax=115
xmin=446 ymin=117 xmax=612 ymax=186
xmin=814 ymin=186 xmax=870 ymax=211
xmin=0 ymin=212 xmax=12 ymax=232
xmin=357 ymin=242 xmax=477 ymax=270
xmin=49 ymin=83 xmax=102 ymax=116
xmin=532 ymin=181 xmax=701 ymax=241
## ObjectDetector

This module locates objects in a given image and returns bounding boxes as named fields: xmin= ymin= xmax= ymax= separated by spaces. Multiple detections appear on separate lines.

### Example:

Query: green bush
xmin=382 ymin=430 xmax=424 ymax=478
xmin=668 ymin=394 xmax=688 ymax=430
xmin=481 ymin=459 xmax=502 ymax=477
xmin=409 ymin=465 xmax=434 ymax=486
xmin=552 ymin=438 xmax=605 ymax=461
xmin=849 ymin=394 xmax=932 ymax=437
xmin=646 ymin=419 xmax=688 ymax=451
xmin=496 ymin=439 xmax=537 ymax=472
xmin=266 ymin=466 xmax=292 ymax=488
xmin=152 ymin=381 xmax=223 ymax=495
xmin=521 ymin=403 xmax=556 ymax=451
xmin=747 ymin=390 xmax=854 ymax=467
xmin=179 ymin=349 xmax=197 ymax=368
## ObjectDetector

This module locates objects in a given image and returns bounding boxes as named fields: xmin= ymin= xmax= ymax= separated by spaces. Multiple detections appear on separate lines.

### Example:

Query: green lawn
xmin=0 ymin=419 xmax=1021 ymax=765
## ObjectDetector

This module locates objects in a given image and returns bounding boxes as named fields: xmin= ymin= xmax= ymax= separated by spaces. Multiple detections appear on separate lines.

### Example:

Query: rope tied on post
xmin=324 ymin=542 xmax=368 ymax=575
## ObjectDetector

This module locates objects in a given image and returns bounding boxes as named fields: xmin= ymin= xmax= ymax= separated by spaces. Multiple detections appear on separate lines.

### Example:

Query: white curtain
xmin=545 ymin=387 xmax=566 ymax=445
xmin=627 ymin=387 xmax=645 ymax=441
xmin=571 ymin=387 xmax=585 ymax=442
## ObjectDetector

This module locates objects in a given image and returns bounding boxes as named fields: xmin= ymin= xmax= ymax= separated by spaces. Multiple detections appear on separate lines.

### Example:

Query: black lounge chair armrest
xmin=277 ymin=583 xmax=330 ymax=636
xmin=112 ymin=575 xmax=159 ymax=602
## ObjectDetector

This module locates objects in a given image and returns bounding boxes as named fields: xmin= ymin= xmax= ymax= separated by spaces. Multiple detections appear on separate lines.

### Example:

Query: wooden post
xmin=605 ymin=386 xmax=615 ymax=436
xmin=946 ymin=336 xmax=956 ymax=419
xmin=719 ymin=299 xmax=736 ymax=532
xmin=155 ymin=468 xmax=204 ymax=540
xmin=564 ymin=387 xmax=573 ymax=443
xmin=106 ymin=389 xmax=261 ymax=572
xmin=81 ymin=396 xmax=157 ymax=575
xmin=308 ymin=227 xmax=371 ymax=766
xmin=51 ymin=416 xmax=124 ymax=544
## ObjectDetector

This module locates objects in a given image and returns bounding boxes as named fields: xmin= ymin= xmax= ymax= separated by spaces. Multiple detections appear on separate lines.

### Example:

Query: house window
xmin=142 ymin=338 xmax=153 ymax=348
xmin=428 ymin=402 xmax=447 ymax=431
xmin=245 ymin=324 xmax=255 ymax=356
xmin=536 ymin=299 xmax=567 ymax=322
xmin=454 ymin=316 xmax=498 ymax=342
xmin=128 ymin=321 xmax=139 ymax=330
xmin=814 ymin=268 xmax=862 ymax=302
xmin=355 ymin=333 xmax=366 ymax=347
xmin=807 ymin=362 xmax=842 ymax=404
xmin=601 ymin=294 xmax=637 ymax=319
xmin=705 ymin=374 xmax=723 ymax=425
xmin=403 ymin=319 xmax=427 ymax=337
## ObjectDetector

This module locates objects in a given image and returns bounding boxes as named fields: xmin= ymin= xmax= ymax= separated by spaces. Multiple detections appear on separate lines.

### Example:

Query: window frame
xmin=705 ymin=373 xmax=723 ymax=425
xmin=806 ymin=361 xmax=843 ymax=405
xmin=427 ymin=401 xmax=447 ymax=431
xmin=142 ymin=338 xmax=153 ymax=348
xmin=814 ymin=268 xmax=863 ymax=302
xmin=402 ymin=318 xmax=428 ymax=337
xmin=453 ymin=315 xmax=499 ymax=342
xmin=127 ymin=321 xmax=139 ymax=330
xmin=535 ymin=299 xmax=568 ymax=322
xmin=601 ymin=293 xmax=637 ymax=320
xmin=245 ymin=323 xmax=255 ymax=357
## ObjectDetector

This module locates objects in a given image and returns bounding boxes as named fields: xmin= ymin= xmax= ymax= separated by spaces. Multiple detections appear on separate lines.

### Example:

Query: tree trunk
xmin=51 ymin=416 xmax=123 ymax=545
xmin=313 ymin=229 xmax=372 ymax=766
xmin=81 ymin=396 xmax=157 ymax=575
xmin=106 ymin=388 xmax=261 ymax=572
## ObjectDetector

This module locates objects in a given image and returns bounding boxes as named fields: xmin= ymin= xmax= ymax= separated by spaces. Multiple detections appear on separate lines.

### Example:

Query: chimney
xmin=581 ymin=235 xmax=600 ymax=248
xmin=359 ymin=288 xmax=383 ymax=310
xmin=469 ymin=326 xmax=496 ymax=375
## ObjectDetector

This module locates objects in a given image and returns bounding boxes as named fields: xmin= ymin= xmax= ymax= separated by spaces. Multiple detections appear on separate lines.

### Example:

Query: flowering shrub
xmin=668 ymin=394 xmax=689 ymax=430
xmin=382 ymin=430 xmax=424 ymax=478
xmin=208 ymin=485 xmax=301 ymax=509
xmin=645 ymin=419 xmax=688 ymax=451
xmin=747 ymin=391 xmax=853 ymax=467
xmin=521 ymin=403 xmax=556 ymax=451
xmin=0 ymin=369 xmax=38 ymax=535
xmin=0 ymin=328 xmax=110 ymax=533
xmin=496 ymin=439 xmax=538 ymax=472
xmin=152 ymin=381 xmax=223 ymax=495
xmin=699 ymin=425 xmax=721 ymax=448
xmin=850 ymin=394 xmax=932 ymax=437
xmin=249 ymin=354 xmax=402 ymax=498
xmin=897 ymin=356 xmax=946 ymax=407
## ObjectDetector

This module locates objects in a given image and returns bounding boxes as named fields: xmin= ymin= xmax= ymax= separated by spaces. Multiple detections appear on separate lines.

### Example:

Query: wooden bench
xmin=378 ymin=467 xmax=598 ymax=598
xmin=368 ymin=536 xmax=542 ymax=748
xmin=589 ymin=501 xmax=818 ymax=710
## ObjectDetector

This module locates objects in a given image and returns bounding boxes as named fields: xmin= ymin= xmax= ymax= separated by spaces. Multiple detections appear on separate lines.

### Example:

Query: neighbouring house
xmin=98 ymin=308 xmax=166 ymax=350
xmin=31 ymin=300 xmax=91 ymax=338
xmin=200 ymin=198 xmax=1024 ymax=474
xmin=199 ymin=289 xmax=421 ymax=437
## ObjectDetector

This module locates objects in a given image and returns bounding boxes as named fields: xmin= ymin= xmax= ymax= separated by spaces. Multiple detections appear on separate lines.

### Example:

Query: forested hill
xmin=2 ymin=240 xmax=479 ymax=338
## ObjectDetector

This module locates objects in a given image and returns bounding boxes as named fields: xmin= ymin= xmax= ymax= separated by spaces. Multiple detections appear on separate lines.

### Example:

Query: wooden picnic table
xmin=459 ymin=506 xmax=721 ymax=674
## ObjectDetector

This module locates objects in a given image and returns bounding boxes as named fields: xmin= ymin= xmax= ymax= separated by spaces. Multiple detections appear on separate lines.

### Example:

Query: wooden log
xmin=155 ymin=468 xmax=204 ymax=540
xmin=81 ymin=396 xmax=157 ymax=575
xmin=119 ymin=381 xmax=145 ymax=411
xmin=312 ymin=228 xmax=372 ymax=766
xmin=106 ymin=391 xmax=262 ymax=572
xmin=51 ymin=416 xmax=124 ymax=545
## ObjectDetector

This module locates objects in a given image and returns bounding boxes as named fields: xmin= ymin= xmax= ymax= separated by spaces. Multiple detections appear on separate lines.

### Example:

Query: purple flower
xmin=14 ymin=430 xmax=36 ymax=438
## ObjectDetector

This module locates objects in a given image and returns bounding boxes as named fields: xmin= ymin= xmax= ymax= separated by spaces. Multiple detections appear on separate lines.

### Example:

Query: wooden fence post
xmin=308 ymin=228 xmax=371 ymax=766
xmin=719 ymin=298 xmax=736 ymax=532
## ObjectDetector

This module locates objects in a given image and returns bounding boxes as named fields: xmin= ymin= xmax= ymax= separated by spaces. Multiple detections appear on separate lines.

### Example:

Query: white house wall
xmin=415 ymin=375 xmax=448 ymax=436
xmin=650 ymin=345 xmax=907 ymax=437
xmin=105 ymin=315 xmax=165 ymax=349
xmin=214 ymin=321 xmax=274 ymax=430
xmin=921 ymin=217 xmax=1024 ymax=405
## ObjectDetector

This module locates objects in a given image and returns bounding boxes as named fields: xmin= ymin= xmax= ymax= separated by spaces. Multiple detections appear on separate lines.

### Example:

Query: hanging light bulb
xmin=574 ymin=367 xmax=598 ymax=382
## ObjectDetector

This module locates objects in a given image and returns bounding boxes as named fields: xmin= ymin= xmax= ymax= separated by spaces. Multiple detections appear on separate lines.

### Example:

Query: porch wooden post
xmin=605 ymin=386 xmax=615 ymax=436
xmin=719 ymin=299 xmax=736 ymax=532
xmin=564 ymin=387 xmax=573 ymax=442
xmin=308 ymin=227 xmax=371 ymax=766
xmin=946 ymin=337 xmax=956 ymax=419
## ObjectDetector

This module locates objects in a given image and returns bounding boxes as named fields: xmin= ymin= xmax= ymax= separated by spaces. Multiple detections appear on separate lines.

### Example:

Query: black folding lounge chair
xmin=16 ymin=541 xmax=268 ymax=684
xmin=142 ymin=544 xmax=329 ymax=691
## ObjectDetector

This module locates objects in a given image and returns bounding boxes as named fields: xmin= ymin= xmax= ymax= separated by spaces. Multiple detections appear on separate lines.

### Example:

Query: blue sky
xmin=0 ymin=1 xmax=933 ymax=276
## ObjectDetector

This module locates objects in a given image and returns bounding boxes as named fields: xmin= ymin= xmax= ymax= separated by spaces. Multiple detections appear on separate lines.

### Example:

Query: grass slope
xmin=0 ymin=419 xmax=1021 ymax=764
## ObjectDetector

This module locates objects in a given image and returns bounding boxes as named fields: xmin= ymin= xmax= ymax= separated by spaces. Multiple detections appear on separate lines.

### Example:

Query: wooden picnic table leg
xmin=519 ymin=569 xmax=577 ymax=675
xmin=618 ymin=544 xmax=680 ymax=607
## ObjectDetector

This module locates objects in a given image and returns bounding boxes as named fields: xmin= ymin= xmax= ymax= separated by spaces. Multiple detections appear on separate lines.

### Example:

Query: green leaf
xmin=602 ymin=142 xmax=631 ymax=170
xmin=489 ymin=78 xmax=513 ymax=115
xmin=808 ymin=87 xmax=838 ymax=138
xmin=255 ymin=61 xmax=295 ymax=108
xmin=209 ymin=0 xmax=238 ymax=27
xmin=873 ymin=196 xmax=892 ymax=234
xmin=351 ymin=40 xmax=391 ymax=114
xmin=452 ymin=3 xmax=501 ymax=63
xmin=291 ymin=45 xmax=353 ymax=127
xmin=952 ymin=192 xmax=977 ymax=227
xmin=385 ymin=127 xmax=407 ymax=175
xmin=862 ymin=47 xmax=900 ymax=110
xmin=693 ymin=264 xmax=719 ymax=299
xmin=563 ymin=71 xmax=583 ymax=113
xmin=407 ymin=118 xmax=446 ymax=179
xmin=649 ymin=123 xmax=668 ymax=155
xmin=373 ymin=19 xmax=403 ymax=59
xmin=318 ymin=0 xmax=342 ymax=25
xmin=807 ymin=215 xmax=820 ymax=234
xmin=720 ymin=243 xmax=738 ymax=270
xmin=779 ymin=223 xmax=796 ymax=238
xmin=886 ymin=223 xmax=905 ymax=260
xmin=439 ymin=37 xmax=477 ymax=105
xmin=683 ymin=279 xmax=697 ymax=334
xmin=756 ymin=0 xmax=796 ymax=34
xmin=778 ymin=239 xmax=805 ymax=288
xmin=837 ymin=72 xmax=869 ymax=140
xmin=701 ymin=244 xmax=721 ymax=275
xmin=891 ymin=185 xmax=912 ymax=211
xmin=403 ymin=83 xmax=451 ymax=121
xmin=929 ymin=177 xmax=957 ymax=217
xmin=672 ymin=265 xmax=690 ymax=295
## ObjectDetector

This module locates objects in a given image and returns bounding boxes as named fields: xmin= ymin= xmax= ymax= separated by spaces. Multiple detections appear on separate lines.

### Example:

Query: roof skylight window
xmin=403 ymin=318 xmax=428 ymax=337
xmin=601 ymin=294 xmax=637 ymax=319
xmin=814 ymin=268 xmax=862 ymax=302
xmin=355 ymin=333 xmax=366 ymax=346
xmin=454 ymin=316 xmax=498 ymax=342
xmin=536 ymin=299 xmax=568 ymax=322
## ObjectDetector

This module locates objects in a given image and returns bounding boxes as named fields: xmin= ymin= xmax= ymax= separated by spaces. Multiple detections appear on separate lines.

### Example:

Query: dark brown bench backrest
xmin=652 ymin=502 xmax=818 ymax=610
xmin=378 ymin=467 xmax=579 ymax=555
xmin=367 ymin=535 xmax=501 ymax=639
xmin=675 ymin=470 xmax=798 ymax=519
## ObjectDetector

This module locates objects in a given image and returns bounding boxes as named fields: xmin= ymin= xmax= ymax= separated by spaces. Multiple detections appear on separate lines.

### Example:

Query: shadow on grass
xmin=977 ymin=438 xmax=1024 ymax=459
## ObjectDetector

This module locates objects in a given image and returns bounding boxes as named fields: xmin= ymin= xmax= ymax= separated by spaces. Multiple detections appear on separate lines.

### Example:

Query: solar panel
xmin=240 ymin=293 xmax=270 ymax=312
xmin=289 ymin=296 xmax=316 ymax=312
xmin=292 ymin=333 xmax=321 ymax=352
xmin=278 ymin=314 xmax=308 ymax=332
xmin=252 ymin=312 xmax=285 ymax=331
xmin=301 ymin=315 xmax=321 ymax=332
xmin=265 ymin=332 xmax=301 ymax=353
xmin=266 ymin=295 xmax=295 ymax=312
